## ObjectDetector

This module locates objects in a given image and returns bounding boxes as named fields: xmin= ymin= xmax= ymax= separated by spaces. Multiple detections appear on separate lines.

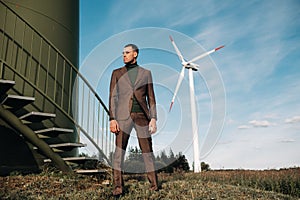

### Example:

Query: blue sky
xmin=79 ymin=0 xmax=300 ymax=169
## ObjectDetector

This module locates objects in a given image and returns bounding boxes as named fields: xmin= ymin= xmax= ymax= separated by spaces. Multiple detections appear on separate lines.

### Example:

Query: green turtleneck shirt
xmin=126 ymin=63 xmax=143 ymax=113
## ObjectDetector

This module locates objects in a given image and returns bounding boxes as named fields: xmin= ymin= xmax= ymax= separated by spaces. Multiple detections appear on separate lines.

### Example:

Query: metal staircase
xmin=0 ymin=79 xmax=105 ymax=174
xmin=0 ymin=0 xmax=114 ymax=175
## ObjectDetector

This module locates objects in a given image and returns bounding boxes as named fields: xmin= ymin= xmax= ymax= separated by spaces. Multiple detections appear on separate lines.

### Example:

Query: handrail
xmin=0 ymin=1 xmax=113 ymax=164
xmin=0 ymin=59 xmax=111 ymax=164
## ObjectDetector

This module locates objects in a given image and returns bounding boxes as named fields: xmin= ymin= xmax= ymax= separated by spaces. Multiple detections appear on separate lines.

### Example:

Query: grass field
xmin=1 ymin=167 xmax=299 ymax=199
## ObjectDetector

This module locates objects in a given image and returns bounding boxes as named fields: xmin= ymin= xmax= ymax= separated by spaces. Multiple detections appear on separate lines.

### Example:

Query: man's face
xmin=123 ymin=46 xmax=137 ymax=64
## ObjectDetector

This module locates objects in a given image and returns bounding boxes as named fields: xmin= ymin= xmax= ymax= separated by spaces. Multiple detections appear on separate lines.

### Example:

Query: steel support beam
xmin=0 ymin=104 xmax=72 ymax=173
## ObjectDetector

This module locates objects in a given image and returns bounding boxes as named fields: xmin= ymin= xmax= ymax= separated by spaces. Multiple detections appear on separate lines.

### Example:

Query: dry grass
xmin=0 ymin=168 xmax=299 ymax=200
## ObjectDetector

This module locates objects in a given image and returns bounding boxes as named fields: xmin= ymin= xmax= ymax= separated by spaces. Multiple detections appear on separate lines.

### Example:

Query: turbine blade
xmin=169 ymin=66 xmax=185 ymax=112
xmin=215 ymin=45 xmax=225 ymax=51
xmin=188 ymin=45 xmax=225 ymax=63
xmin=169 ymin=101 xmax=174 ymax=112
xmin=169 ymin=35 xmax=185 ymax=63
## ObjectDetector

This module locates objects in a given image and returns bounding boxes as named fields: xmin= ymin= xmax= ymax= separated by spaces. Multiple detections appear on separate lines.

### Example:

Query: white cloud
xmin=249 ymin=120 xmax=275 ymax=128
xmin=285 ymin=116 xmax=300 ymax=124
xmin=238 ymin=120 xmax=277 ymax=129
xmin=280 ymin=139 xmax=296 ymax=143
xmin=238 ymin=125 xmax=251 ymax=129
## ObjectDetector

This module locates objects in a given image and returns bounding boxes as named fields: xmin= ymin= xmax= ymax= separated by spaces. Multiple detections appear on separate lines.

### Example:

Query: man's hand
xmin=149 ymin=118 xmax=157 ymax=134
xmin=110 ymin=120 xmax=120 ymax=134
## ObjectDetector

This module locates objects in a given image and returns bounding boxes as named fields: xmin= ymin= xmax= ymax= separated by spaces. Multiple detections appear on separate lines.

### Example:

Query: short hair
xmin=124 ymin=43 xmax=139 ymax=57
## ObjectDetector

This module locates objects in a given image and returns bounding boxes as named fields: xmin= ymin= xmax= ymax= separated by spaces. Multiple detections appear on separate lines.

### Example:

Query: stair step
xmin=35 ymin=127 xmax=73 ymax=138
xmin=44 ymin=156 xmax=98 ymax=164
xmin=19 ymin=111 xmax=56 ymax=123
xmin=49 ymin=143 xmax=86 ymax=152
xmin=1 ymin=94 xmax=35 ymax=111
xmin=75 ymin=169 xmax=106 ymax=175
xmin=0 ymin=79 xmax=15 ymax=97
xmin=33 ymin=143 xmax=86 ymax=152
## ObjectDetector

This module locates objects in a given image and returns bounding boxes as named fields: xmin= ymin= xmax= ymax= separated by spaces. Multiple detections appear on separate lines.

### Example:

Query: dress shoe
xmin=149 ymin=186 xmax=159 ymax=191
xmin=112 ymin=186 xmax=123 ymax=196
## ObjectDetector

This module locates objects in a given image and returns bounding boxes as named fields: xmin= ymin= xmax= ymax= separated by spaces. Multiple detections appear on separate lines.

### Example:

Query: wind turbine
xmin=169 ymin=35 xmax=224 ymax=173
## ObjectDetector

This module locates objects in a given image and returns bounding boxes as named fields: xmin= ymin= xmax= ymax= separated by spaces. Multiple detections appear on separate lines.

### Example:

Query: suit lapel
xmin=119 ymin=66 xmax=132 ymax=86
xmin=134 ymin=67 xmax=144 ymax=87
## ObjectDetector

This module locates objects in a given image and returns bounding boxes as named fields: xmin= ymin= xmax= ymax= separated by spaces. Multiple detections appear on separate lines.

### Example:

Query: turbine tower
xmin=169 ymin=36 xmax=224 ymax=173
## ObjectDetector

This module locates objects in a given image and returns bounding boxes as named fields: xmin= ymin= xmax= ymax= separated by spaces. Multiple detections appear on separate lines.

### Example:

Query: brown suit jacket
xmin=109 ymin=66 xmax=157 ymax=121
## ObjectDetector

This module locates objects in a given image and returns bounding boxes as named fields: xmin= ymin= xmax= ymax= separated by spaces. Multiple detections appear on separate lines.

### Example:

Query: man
xmin=109 ymin=44 xmax=158 ymax=196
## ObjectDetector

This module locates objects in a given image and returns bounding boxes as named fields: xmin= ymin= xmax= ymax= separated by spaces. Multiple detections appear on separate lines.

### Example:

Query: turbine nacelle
xmin=182 ymin=61 xmax=199 ymax=71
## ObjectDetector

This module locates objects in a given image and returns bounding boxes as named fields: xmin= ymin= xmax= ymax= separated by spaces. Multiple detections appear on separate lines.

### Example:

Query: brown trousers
xmin=113 ymin=112 xmax=158 ymax=191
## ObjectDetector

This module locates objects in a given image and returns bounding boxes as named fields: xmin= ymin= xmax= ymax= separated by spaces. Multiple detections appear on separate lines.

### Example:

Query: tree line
xmin=121 ymin=147 xmax=190 ymax=173
xmin=108 ymin=146 xmax=211 ymax=173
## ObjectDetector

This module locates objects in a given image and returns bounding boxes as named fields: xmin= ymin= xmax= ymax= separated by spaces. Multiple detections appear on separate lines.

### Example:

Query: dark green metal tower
xmin=0 ymin=0 xmax=79 ymax=175
xmin=4 ymin=0 xmax=79 ymax=66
